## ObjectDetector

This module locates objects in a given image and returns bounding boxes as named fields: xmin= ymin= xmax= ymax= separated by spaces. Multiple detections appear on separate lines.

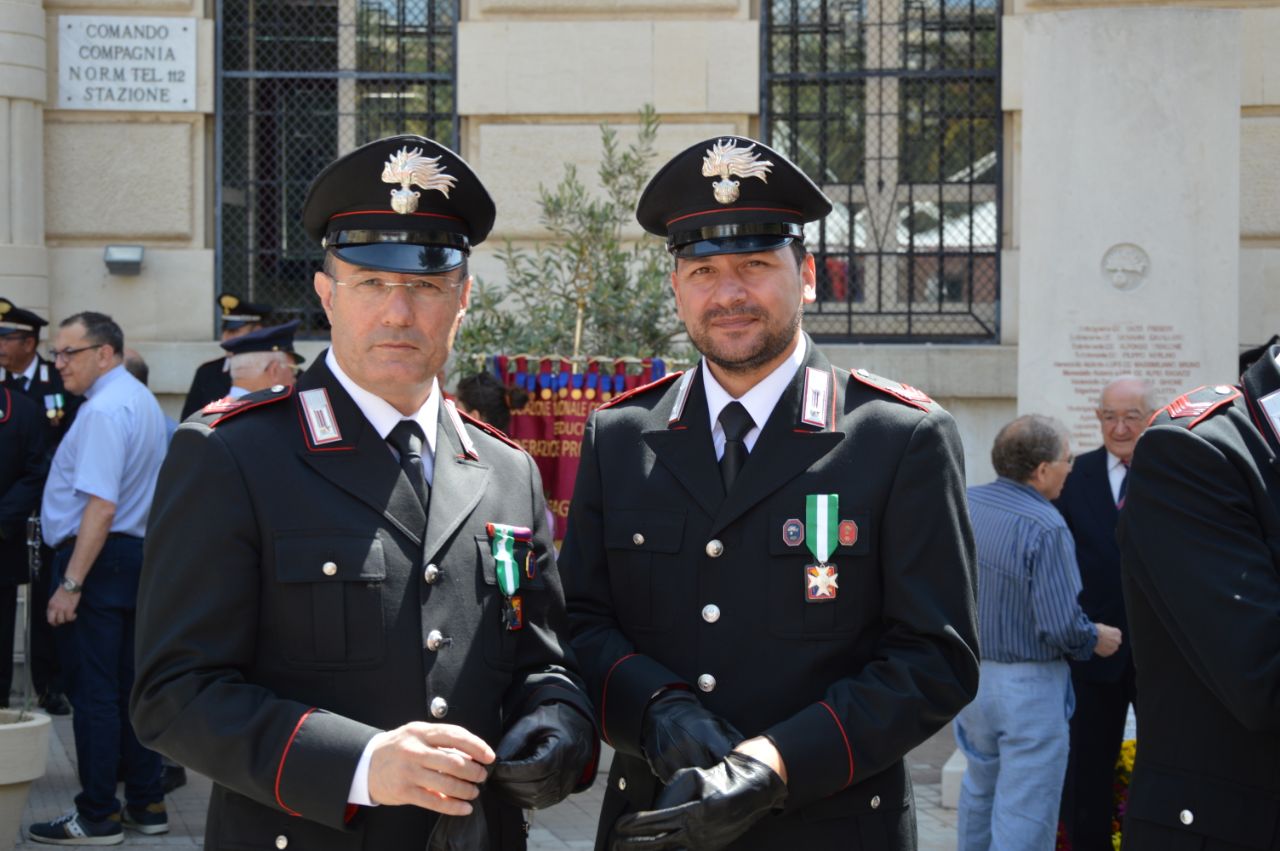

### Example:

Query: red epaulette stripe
xmin=1159 ymin=386 xmax=1241 ymax=428
xmin=599 ymin=653 xmax=639 ymax=747
xmin=818 ymin=700 xmax=855 ymax=789
xmin=344 ymin=804 xmax=359 ymax=824
xmin=1190 ymin=389 xmax=1240 ymax=428
xmin=0 ymin=388 xmax=11 ymax=424
xmin=204 ymin=386 xmax=296 ymax=428
xmin=454 ymin=406 xmax=524 ymax=454
xmin=274 ymin=707 xmax=317 ymax=817
xmin=597 ymin=372 xmax=683 ymax=411
xmin=848 ymin=370 xmax=933 ymax=413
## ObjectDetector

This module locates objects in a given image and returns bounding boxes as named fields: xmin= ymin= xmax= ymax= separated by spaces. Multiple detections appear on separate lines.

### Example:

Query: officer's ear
xmin=800 ymin=252 xmax=817 ymax=305
xmin=314 ymin=270 xmax=336 ymax=323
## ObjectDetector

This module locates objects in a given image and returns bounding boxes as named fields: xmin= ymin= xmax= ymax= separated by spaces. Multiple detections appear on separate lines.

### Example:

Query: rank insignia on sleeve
xmin=838 ymin=519 xmax=858 ymax=546
xmin=782 ymin=518 xmax=805 ymax=547
xmin=805 ymin=564 xmax=839 ymax=602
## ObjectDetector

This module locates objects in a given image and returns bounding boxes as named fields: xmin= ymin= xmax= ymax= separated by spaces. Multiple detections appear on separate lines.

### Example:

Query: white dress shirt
xmin=702 ymin=335 xmax=807 ymax=459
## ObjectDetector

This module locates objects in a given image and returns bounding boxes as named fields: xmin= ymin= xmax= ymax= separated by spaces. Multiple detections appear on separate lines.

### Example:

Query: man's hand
xmin=366 ymin=722 xmax=495 ymax=814
xmin=640 ymin=690 xmax=743 ymax=784
xmin=47 ymin=587 xmax=80 ymax=627
xmin=1093 ymin=623 xmax=1123 ymax=658
xmin=610 ymin=752 xmax=787 ymax=851
xmin=490 ymin=701 xmax=597 ymax=810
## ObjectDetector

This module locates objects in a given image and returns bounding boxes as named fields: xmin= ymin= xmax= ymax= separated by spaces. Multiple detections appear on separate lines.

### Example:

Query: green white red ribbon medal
xmin=804 ymin=494 xmax=839 ymax=601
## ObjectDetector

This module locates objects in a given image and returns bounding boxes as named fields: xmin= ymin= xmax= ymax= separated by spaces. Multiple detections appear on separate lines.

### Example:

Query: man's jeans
xmin=53 ymin=537 xmax=163 ymax=821
xmin=954 ymin=659 xmax=1074 ymax=851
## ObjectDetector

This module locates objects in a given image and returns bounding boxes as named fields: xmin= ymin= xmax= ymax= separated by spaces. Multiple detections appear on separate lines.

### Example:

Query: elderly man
xmin=179 ymin=295 xmax=272 ymax=418
xmin=1117 ymin=353 xmax=1280 ymax=849
xmin=30 ymin=312 xmax=170 ymax=845
xmin=1054 ymin=376 xmax=1153 ymax=850
xmin=131 ymin=135 xmax=597 ymax=851
xmin=221 ymin=320 xmax=305 ymax=398
xmin=562 ymin=137 xmax=980 ymax=851
xmin=955 ymin=415 xmax=1122 ymax=851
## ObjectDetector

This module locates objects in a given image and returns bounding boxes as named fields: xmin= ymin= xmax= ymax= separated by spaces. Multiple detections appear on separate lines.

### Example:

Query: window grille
xmin=763 ymin=0 xmax=1000 ymax=342
xmin=216 ymin=0 xmax=457 ymax=334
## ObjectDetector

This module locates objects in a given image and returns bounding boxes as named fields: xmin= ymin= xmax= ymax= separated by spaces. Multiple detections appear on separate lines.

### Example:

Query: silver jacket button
xmin=618 ymin=777 xmax=627 ymax=791
xmin=424 ymin=563 xmax=440 ymax=584
xmin=322 ymin=561 xmax=337 ymax=576
xmin=271 ymin=384 xmax=286 ymax=393
xmin=705 ymin=539 xmax=724 ymax=558
xmin=1180 ymin=809 xmax=1194 ymax=825
xmin=697 ymin=673 xmax=716 ymax=692
xmin=275 ymin=836 xmax=289 ymax=850
xmin=870 ymin=795 xmax=881 ymax=809
xmin=430 ymin=696 xmax=449 ymax=718
xmin=702 ymin=604 xmax=721 ymax=623
xmin=632 ymin=532 xmax=645 ymax=546
xmin=426 ymin=630 xmax=447 ymax=651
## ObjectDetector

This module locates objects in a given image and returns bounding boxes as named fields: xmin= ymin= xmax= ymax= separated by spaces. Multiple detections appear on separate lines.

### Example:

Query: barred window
xmin=217 ymin=0 xmax=458 ymax=334
xmin=763 ymin=0 xmax=1000 ymax=342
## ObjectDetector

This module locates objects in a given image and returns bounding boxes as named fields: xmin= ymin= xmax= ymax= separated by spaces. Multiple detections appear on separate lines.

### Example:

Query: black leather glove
xmin=610 ymin=752 xmax=787 ymax=851
xmin=640 ymin=690 xmax=743 ymax=784
xmin=489 ymin=701 xmax=597 ymax=810
xmin=427 ymin=795 xmax=489 ymax=851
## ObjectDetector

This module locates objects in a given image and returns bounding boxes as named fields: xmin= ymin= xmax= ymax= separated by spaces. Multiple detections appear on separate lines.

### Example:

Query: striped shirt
xmin=967 ymin=478 xmax=1097 ymax=663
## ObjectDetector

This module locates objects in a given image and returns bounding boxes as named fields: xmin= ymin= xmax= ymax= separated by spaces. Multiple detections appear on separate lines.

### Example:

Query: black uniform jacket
xmin=1054 ymin=446 xmax=1132 ymax=683
xmin=561 ymin=336 xmax=980 ymax=850
xmin=181 ymin=356 xmax=233 ymax=420
xmin=0 ymin=389 xmax=47 ymax=585
xmin=1118 ymin=347 xmax=1280 ymax=851
xmin=132 ymin=355 xmax=596 ymax=851
xmin=3 ymin=355 xmax=81 ymax=446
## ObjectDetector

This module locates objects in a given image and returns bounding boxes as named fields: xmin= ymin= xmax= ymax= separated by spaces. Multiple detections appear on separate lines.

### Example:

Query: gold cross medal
xmin=804 ymin=494 xmax=839 ymax=602
xmin=487 ymin=522 xmax=532 ymax=630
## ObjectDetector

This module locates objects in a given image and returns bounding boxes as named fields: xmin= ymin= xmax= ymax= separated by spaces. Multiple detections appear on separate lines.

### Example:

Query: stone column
xmin=1017 ymin=8 xmax=1240 ymax=446
xmin=0 ymin=0 xmax=48 ymax=314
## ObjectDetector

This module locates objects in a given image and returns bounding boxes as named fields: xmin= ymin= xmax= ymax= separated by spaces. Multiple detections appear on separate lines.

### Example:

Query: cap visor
xmin=674 ymin=234 xmax=797 ymax=259
xmin=333 ymin=243 xmax=466 ymax=274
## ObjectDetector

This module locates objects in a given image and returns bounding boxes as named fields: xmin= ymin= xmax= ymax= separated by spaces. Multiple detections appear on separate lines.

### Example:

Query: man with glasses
xmin=132 ymin=136 xmax=597 ymax=851
xmin=955 ymin=415 xmax=1122 ymax=851
xmin=1054 ymin=376 xmax=1154 ymax=850
xmin=221 ymin=319 xmax=306 ymax=398
xmin=30 ymin=312 xmax=169 ymax=845
xmin=0 ymin=298 xmax=77 ymax=716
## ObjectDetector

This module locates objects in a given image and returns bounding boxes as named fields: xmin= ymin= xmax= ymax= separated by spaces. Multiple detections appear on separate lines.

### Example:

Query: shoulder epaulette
xmin=451 ymin=402 xmax=525 ymax=456
xmin=849 ymin=368 xmax=937 ymax=413
xmin=597 ymin=371 xmax=683 ymax=411
xmin=1152 ymin=384 xmax=1240 ymax=429
xmin=193 ymin=385 xmax=294 ymax=427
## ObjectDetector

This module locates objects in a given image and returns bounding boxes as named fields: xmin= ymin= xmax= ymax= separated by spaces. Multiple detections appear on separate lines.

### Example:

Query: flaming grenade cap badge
xmin=701 ymin=139 xmax=774 ymax=205
xmin=381 ymin=146 xmax=458 ymax=215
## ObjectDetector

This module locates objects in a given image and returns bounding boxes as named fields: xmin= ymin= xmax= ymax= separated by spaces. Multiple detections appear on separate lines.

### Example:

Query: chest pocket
xmin=603 ymin=509 xmax=685 ymax=631
xmin=273 ymin=533 xmax=386 ymax=669
xmin=475 ymin=533 xmax=545 ymax=670
xmin=767 ymin=508 xmax=875 ymax=638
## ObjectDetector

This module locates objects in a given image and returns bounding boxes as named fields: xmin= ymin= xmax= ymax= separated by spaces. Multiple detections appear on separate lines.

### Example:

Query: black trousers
xmin=0 ymin=584 xmax=14 ymax=704
xmin=1061 ymin=661 xmax=1138 ymax=850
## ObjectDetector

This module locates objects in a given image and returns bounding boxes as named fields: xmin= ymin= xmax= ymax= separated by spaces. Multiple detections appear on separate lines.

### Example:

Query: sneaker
xmin=122 ymin=802 xmax=169 ymax=835
xmin=28 ymin=810 xmax=123 ymax=846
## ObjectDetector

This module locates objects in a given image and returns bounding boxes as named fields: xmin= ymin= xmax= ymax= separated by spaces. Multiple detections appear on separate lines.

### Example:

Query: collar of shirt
xmin=17 ymin=357 xmax=37 ymax=386
xmin=228 ymin=385 xmax=249 ymax=399
xmin=994 ymin=475 xmax=1052 ymax=507
xmin=325 ymin=348 xmax=439 ymax=478
xmin=84 ymin=363 xmax=128 ymax=400
xmin=1106 ymin=449 xmax=1127 ymax=504
xmin=703 ymin=335 xmax=807 ymax=458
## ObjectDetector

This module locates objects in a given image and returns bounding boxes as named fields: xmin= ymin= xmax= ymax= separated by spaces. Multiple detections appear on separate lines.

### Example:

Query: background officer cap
xmin=0 ymin=298 xmax=48 ymax=337
xmin=219 ymin=294 xmax=272 ymax=329
xmin=302 ymin=135 xmax=495 ymax=274
xmin=220 ymin=320 xmax=306 ymax=365
xmin=636 ymin=136 xmax=832 ymax=258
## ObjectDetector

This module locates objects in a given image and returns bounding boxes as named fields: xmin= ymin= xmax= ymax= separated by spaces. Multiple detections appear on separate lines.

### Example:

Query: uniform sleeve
xmin=0 ymin=399 xmax=48 ymax=541
xmin=764 ymin=410 xmax=981 ymax=807
xmin=131 ymin=425 xmax=379 ymax=830
xmin=562 ymin=413 xmax=688 ymax=758
xmin=1030 ymin=525 xmax=1096 ymax=661
xmin=1118 ymin=425 xmax=1280 ymax=733
xmin=69 ymin=407 xmax=126 ymax=505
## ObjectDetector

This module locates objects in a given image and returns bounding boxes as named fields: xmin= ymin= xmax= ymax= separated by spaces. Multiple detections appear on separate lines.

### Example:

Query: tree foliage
xmin=454 ymin=105 xmax=686 ymax=373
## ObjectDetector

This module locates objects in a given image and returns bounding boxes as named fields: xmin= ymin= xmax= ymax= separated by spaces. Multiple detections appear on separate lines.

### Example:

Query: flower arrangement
xmin=1111 ymin=739 xmax=1137 ymax=850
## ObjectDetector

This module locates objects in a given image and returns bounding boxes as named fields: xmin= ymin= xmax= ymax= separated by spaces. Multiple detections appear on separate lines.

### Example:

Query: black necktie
xmin=718 ymin=402 xmax=754 ymax=492
xmin=387 ymin=420 xmax=429 ymax=509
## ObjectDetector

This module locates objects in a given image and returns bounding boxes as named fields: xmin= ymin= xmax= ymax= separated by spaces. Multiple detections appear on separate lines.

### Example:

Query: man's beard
xmin=690 ymin=303 xmax=803 ymax=374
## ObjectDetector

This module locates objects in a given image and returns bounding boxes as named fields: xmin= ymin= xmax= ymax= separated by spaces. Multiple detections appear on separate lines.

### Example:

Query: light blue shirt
xmin=41 ymin=364 xmax=170 ymax=545
xmin=966 ymin=477 xmax=1097 ymax=663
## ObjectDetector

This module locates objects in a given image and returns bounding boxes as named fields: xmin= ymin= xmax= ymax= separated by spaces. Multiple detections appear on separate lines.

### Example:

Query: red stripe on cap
xmin=329 ymin=209 xmax=465 ymax=224
xmin=819 ymin=701 xmax=855 ymax=788
xmin=666 ymin=205 xmax=803 ymax=227
xmin=275 ymin=708 xmax=317 ymax=817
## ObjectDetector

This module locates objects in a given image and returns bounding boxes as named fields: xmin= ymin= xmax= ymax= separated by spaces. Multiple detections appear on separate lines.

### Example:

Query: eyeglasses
xmin=47 ymin=344 xmax=105 ymax=363
xmin=330 ymin=274 xmax=462 ymax=301
xmin=1098 ymin=412 xmax=1147 ymax=428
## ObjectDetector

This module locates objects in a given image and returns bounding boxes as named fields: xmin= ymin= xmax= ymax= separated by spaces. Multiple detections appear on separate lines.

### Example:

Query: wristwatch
xmin=60 ymin=576 xmax=82 ymax=594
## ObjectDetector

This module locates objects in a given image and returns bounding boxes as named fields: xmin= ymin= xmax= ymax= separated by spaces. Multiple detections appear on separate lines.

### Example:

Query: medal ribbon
xmin=487 ymin=523 xmax=531 ymax=596
xmin=805 ymin=494 xmax=839 ymax=564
